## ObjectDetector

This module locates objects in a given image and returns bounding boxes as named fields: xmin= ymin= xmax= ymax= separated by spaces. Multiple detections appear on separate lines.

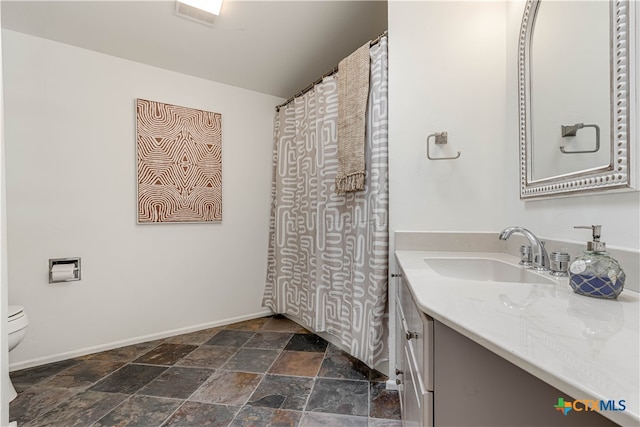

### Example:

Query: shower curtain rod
xmin=275 ymin=30 xmax=388 ymax=111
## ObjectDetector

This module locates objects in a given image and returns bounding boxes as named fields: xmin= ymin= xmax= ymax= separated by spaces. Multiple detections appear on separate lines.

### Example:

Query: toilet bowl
xmin=6 ymin=305 xmax=28 ymax=401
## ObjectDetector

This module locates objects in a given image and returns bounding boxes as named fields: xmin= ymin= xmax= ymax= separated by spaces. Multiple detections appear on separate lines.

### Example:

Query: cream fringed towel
xmin=336 ymin=42 xmax=370 ymax=193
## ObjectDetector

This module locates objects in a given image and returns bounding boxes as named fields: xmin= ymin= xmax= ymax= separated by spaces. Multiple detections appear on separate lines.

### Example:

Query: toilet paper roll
xmin=51 ymin=263 xmax=76 ymax=281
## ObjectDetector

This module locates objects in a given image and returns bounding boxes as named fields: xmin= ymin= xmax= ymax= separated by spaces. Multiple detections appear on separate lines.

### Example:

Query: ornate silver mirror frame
xmin=518 ymin=0 xmax=637 ymax=199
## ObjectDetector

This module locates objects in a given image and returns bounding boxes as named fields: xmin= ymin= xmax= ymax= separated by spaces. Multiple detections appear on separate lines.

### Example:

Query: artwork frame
xmin=136 ymin=98 xmax=222 ymax=223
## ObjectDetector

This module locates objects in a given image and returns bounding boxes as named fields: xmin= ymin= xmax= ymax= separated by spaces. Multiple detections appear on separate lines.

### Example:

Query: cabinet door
xmin=416 ymin=309 xmax=434 ymax=392
xmin=397 ymin=273 xmax=435 ymax=426
xmin=394 ymin=297 xmax=406 ymax=410
xmin=400 ymin=277 xmax=434 ymax=392
xmin=402 ymin=343 xmax=421 ymax=427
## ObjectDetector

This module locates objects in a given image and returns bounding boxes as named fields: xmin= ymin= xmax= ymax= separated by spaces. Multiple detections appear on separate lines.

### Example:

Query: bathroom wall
xmin=389 ymin=0 xmax=639 ymax=250
xmin=388 ymin=0 xmax=509 ymax=385
xmin=2 ymin=30 xmax=282 ymax=368
xmin=388 ymin=1 xmax=509 ymax=237
xmin=0 ymin=8 xmax=10 ymax=423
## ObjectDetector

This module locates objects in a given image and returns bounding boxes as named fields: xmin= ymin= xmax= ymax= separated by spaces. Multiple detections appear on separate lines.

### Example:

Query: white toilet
xmin=6 ymin=305 xmax=29 ymax=401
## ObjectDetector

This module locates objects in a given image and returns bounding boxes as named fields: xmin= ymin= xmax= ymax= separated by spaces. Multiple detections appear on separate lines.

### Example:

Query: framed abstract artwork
xmin=136 ymin=99 xmax=222 ymax=223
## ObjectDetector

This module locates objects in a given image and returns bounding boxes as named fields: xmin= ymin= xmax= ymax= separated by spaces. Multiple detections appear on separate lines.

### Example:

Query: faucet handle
xmin=549 ymin=251 xmax=571 ymax=277
xmin=519 ymin=245 xmax=532 ymax=266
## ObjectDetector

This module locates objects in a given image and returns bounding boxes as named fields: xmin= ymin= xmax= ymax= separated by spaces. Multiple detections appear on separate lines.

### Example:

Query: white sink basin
xmin=423 ymin=257 xmax=556 ymax=284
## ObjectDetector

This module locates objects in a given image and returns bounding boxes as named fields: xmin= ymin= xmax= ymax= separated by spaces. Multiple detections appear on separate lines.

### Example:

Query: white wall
xmin=2 ymin=30 xmax=282 ymax=368
xmin=505 ymin=1 xmax=640 ymax=250
xmin=0 ymin=8 xmax=9 ymax=424
xmin=389 ymin=1 xmax=508 ymax=236
xmin=389 ymin=0 xmax=639 ymax=250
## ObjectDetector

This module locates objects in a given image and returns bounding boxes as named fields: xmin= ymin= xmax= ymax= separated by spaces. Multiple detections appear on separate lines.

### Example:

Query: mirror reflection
xmin=530 ymin=1 xmax=610 ymax=181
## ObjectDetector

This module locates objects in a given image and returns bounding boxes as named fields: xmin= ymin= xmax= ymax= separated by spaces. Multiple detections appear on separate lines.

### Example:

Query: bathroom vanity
xmin=393 ymin=232 xmax=639 ymax=427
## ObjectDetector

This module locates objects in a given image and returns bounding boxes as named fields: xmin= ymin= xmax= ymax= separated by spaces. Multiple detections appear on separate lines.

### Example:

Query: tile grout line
xmin=14 ymin=358 xmax=133 ymax=425
xmin=159 ymin=365 xmax=232 ymax=426
xmin=227 ymin=326 xmax=297 ymax=424
xmin=223 ymin=328 xmax=293 ymax=425
xmin=225 ymin=325 xmax=323 ymax=424
xmin=297 ymin=341 xmax=330 ymax=421
xmin=167 ymin=326 xmax=271 ymax=425
xmin=148 ymin=327 xmax=250 ymax=426
xmin=87 ymin=393 xmax=136 ymax=427
xmin=157 ymin=398 xmax=190 ymax=427
xmin=130 ymin=330 xmax=225 ymax=426
xmin=16 ymin=357 xmax=142 ymax=426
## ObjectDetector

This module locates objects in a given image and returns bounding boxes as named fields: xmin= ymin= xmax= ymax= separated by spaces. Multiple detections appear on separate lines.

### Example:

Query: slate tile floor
xmin=9 ymin=315 xmax=401 ymax=426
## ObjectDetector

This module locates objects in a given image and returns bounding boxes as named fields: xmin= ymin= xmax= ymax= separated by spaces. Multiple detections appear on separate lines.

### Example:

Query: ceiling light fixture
xmin=177 ymin=0 xmax=223 ymax=16
xmin=175 ymin=0 xmax=223 ymax=26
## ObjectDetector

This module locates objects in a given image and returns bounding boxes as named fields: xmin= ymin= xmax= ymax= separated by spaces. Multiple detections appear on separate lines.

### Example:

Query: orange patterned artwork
xmin=136 ymin=99 xmax=222 ymax=223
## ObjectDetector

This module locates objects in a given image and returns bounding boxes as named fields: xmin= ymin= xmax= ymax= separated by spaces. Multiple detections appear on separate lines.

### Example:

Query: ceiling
xmin=1 ymin=1 xmax=388 ymax=99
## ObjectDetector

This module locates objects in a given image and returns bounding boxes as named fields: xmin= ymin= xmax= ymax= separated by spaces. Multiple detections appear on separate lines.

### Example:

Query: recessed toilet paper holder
xmin=49 ymin=257 xmax=81 ymax=283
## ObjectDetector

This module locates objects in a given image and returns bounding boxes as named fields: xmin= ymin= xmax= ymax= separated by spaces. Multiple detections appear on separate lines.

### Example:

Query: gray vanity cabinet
xmin=394 ymin=269 xmax=618 ymax=427
xmin=395 ymin=274 xmax=434 ymax=427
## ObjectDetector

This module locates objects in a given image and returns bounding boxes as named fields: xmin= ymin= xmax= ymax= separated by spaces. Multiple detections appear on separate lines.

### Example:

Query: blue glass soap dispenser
xmin=569 ymin=225 xmax=625 ymax=299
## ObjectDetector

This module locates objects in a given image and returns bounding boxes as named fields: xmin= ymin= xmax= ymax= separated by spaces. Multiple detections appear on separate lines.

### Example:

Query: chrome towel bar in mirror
xmin=560 ymin=123 xmax=600 ymax=154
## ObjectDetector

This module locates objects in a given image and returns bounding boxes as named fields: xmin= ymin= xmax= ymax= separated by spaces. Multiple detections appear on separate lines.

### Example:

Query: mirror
xmin=518 ymin=0 xmax=636 ymax=199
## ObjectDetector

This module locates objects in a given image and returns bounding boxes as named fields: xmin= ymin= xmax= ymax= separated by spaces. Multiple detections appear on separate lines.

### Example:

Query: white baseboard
xmin=9 ymin=309 xmax=273 ymax=372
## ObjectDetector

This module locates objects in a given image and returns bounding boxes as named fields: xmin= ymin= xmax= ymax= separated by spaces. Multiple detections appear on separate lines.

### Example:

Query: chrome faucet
xmin=499 ymin=226 xmax=550 ymax=272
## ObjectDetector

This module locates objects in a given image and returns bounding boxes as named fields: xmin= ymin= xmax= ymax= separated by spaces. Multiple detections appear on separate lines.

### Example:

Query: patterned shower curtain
xmin=263 ymin=37 xmax=388 ymax=368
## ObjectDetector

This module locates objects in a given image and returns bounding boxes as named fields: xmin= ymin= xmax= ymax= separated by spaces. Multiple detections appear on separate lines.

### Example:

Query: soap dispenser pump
xmin=569 ymin=225 xmax=625 ymax=299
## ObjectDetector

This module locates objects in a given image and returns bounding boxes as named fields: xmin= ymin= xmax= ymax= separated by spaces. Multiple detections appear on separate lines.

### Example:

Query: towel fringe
xmin=335 ymin=172 xmax=365 ymax=194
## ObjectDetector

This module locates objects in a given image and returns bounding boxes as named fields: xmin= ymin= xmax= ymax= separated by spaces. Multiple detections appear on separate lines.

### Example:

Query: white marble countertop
xmin=396 ymin=250 xmax=640 ymax=426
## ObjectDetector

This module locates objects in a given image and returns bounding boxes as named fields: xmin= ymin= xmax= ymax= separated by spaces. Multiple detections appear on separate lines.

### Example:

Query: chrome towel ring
xmin=426 ymin=131 xmax=461 ymax=160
